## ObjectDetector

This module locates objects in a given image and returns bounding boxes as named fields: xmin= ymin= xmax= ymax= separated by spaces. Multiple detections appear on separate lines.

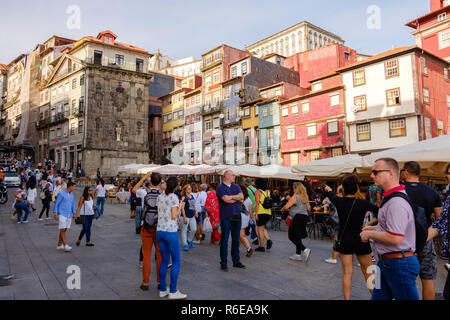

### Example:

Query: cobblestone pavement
xmin=0 ymin=187 xmax=447 ymax=300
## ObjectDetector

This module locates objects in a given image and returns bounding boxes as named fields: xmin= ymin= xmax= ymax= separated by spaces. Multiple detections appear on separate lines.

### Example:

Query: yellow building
xmin=160 ymin=88 xmax=192 ymax=161
xmin=240 ymin=97 xmax=263 ymax=165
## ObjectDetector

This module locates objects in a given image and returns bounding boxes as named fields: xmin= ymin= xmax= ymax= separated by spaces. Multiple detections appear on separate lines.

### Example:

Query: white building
xmin=159 ymin=57 xmax=203 ymax=77
xmin=338 ymin=46 xmax=449 ymax=154
xmin=246 ymin=21 xmax=344 ymax=59
xmin=183 ymin=88 xmax=203 ymax=164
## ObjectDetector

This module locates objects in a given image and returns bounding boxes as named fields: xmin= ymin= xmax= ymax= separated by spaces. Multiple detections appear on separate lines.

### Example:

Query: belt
xmin=379 ymin=251 xmax=416 ymax=261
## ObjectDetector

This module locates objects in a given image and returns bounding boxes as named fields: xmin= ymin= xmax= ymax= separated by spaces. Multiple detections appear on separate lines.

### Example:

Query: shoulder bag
xmin=333 ymin=199 xmax=356 ymax=252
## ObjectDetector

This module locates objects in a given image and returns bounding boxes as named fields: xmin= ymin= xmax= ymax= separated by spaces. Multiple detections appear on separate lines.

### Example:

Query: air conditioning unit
xmin=351 ymin=105 xmax=359 ymax=113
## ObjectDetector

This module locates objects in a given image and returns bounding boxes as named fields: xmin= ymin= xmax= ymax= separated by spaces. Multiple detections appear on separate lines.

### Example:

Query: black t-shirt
xmin=327 ymin=191 xmax=379 ymax=239
xmin=403 ymin=182 xmax=443 ymax=227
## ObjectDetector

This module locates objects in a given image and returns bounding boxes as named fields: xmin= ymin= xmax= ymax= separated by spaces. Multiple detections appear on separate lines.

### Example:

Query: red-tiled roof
xmin=406 ymin=5 xmax=450 ymax=28
xmin=335 ymin=46 xmax=416 ymax=72
xmin=0 ymin=64 xmax=9 ymax=71
xmin=71 ymin=35 xmax=150 ymax=55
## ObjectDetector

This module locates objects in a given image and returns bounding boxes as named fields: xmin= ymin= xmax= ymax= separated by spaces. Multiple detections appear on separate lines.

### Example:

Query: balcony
xmin=171 ymin=128 xmax=184 ymax=143
xmin=84 ymin=57 xmax=146 ymax=73
xmin=36 ymin=118 xmax=50 ymax=129
xmin=221 ymin=117 xmax=242 ymax=128
xmin=201 ymin=102 xmax=222 ymax=116
xmin=49 ymin=111 xmax=70 ymax=125
xmin=69 ymin=106 xmax=84 ymax=118
xmin=201 ymin=57 xmax=223 ymax=72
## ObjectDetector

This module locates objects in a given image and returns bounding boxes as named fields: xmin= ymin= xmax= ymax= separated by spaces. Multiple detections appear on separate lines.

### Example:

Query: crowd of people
xmin=2 ymin=155 xmax=449 ymax=301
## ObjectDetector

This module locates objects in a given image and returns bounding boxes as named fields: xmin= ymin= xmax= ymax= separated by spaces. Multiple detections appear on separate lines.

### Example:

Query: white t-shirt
xmin=195 ymin=191 xmax=208 ymax=212
xmin=243 ymin=198 xmax=252 ymax=215
xmin=156 ymin=193 xmax=180 ymax=233
xmin=95 ymin=185 xmax=107 ymax=198
xmin=80 ymin=198 xmax=95 ymax=216
xmin=136 ymin=188 xmax=147 ymax=207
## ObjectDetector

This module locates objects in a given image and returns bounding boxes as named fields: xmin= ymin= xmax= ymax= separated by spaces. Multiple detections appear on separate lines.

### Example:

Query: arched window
xmin=291 ymin=34 xmax=296 ymax=54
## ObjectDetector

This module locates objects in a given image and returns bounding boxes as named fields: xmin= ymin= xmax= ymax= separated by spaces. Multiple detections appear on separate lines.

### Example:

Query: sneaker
xmin=38 ymin=218 xmax=43 ymax=221
xmin=159 ymin=290 xmax=169 ymax=298
xmin=188 ymin=241 xmax=195 ymax=249
xmin=139 ymin=284 xmax=149 ymax=291
xmin=86 ymin=243 xmax=95 ymax=247
xmin=46 ymin=217 xmax=51 ymax=220
xmin=17 ymin=221 xmax=22 ymax=224
xmin=76 ymin=241 xmax=81 ymax=247
xmin=64 ymin=245 xmax=72 ymax=252
xmin=233 ymin=262 xmax=246 ymax=269
xmin=192 ymin=240 xmax=201 ymax=244
xmin=168 ymin=290 xmax=187 ymax=300
xmin=325 ymin=258 xmax=338 ymax=264
xmin=303 ymin=249 xmax=311 ymax=262
xmin=168 ymin=263 xmax=172 ymax=269
xmin=220 ymin=265 xmax=228 ymax=272
xmin=252 ymin=239 xmax=259 ymax=245
xmin=246 ymin=248 xmax=254 ymax=258
xmin=255 ymin=246 xmax=265 ymax=252
xmin=266 ymin=239 xmax=273 ymax=250
xmin=289 ymin=254 xmax=302 ymax=261
xmin=183 ymin=245 xmax=189 ymax=252
xmin=22 ymin=220 xmax=28 ymax=224
xmin=56 ymin=245 xmax=65 ymax=250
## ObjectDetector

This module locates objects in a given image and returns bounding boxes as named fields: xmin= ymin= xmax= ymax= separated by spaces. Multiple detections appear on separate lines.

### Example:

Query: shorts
xmin=256 ymin=214 xmax=271 ymax=227
xmin=337 ymin=236 xmax=372 ymax=256
xmin=196 ymin=209 xmax=206 ymax=226
xmin=130 ymin=203 xmax=137 ymax=211
xmin=241 ymin=213 xmax=250 ymax=229
xmin=58 ymin=215 xmax=72 ymax=230
xmin=417 ymin=240 xmax=437 ymax=280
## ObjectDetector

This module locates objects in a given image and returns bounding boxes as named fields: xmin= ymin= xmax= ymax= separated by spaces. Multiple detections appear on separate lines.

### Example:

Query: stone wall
xmin=83 ymin=65 xmax=151 ymax=176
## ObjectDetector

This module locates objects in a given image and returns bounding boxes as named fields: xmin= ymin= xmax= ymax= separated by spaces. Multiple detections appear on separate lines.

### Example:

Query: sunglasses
xmin=372 ymin=169 xmax=391 ymax=176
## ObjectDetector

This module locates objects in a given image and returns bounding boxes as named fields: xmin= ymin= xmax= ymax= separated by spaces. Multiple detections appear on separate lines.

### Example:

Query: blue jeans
xmin=180 ymin=216 xmax=197 ymax=246
xmin=156 ymin=231 xmax=181 ymax=294
xmin=135 ymin=206 xmax=142 ymax=229
xmin=220 ymin=218 xmax=241 ymax=266
xmin=78 ymin=215 xmax=93 ymax=243
xmin=15 ymin=202 xmax=30 ymax=222
xmin=96 ymin=197 xmax=105 ymax=215
xmin=249 ymin=219 xmax=258 ymax=239
xmin=372 ymin=255 xmax=421 ymax=300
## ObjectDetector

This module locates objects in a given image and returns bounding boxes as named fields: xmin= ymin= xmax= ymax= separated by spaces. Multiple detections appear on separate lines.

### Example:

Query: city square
xmin=0 ymin=0 xmax=450 ymax=303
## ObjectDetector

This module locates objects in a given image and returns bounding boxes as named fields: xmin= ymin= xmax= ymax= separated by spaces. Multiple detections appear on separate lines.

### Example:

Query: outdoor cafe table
xmin=308 ymin=211 xmax=334 ymax=240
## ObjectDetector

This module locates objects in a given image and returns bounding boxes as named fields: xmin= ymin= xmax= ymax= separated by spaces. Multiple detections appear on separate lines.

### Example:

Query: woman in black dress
xmin=324 ymin=175 xmax=379 ymax=300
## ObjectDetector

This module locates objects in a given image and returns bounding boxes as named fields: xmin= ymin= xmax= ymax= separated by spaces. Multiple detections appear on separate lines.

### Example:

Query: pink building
xmin=406 ymin=0 xmax=450 ymax=62
xmin=280 ymin=73 xmax=346 ymax=166
xmin=284 ymin=44 xmax=357 ymax=89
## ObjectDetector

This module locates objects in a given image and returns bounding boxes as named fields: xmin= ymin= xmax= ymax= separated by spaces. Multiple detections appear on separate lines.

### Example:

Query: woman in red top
xmin=204 ymin=184 xmax=220 ymax=244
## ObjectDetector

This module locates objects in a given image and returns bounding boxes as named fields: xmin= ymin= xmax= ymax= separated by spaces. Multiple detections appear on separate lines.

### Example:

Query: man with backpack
xmin=133 ymin=172 xmax=162 ymax=291
xmin=360 ymin=158 xmax=422 ymax=300
xmin=401 ymin=161 xmax=442 ymax=300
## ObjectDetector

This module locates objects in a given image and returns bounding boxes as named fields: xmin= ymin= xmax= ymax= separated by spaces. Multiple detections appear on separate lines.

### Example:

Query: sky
xmin=0 ymin=0 xmax=430 ymax=64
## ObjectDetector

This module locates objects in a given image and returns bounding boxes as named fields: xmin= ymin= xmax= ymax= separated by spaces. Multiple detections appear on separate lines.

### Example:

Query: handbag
xmin=286 ymin=216 xmax=292 ymax=227
xmin=333 ymin=199 xmax=356 ymax=252
xmin=75 ymin=204 xmax=86 ymax=225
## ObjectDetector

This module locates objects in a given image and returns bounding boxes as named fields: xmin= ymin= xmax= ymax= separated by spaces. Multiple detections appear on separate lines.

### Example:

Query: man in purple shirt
xmin=216 ymin=170 xmax=245 ymax=271
xmin=360 ymin=158 xmax=420 ymax=300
